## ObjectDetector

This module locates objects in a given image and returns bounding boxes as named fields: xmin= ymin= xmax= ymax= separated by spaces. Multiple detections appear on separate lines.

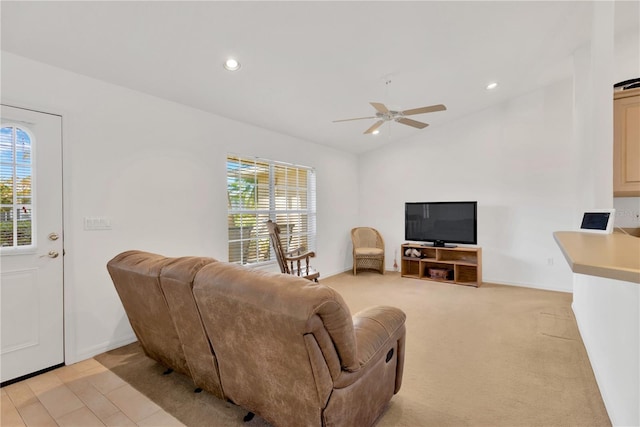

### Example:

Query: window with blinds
xmin=227 ymin=155 xmax=316 ymax=265
xmin=1 ymin=125 xmax=33 ymax=248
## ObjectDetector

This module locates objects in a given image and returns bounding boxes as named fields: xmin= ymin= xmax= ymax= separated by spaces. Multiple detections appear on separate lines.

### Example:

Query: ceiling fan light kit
xmin=333 ymin=102 xmax=446 ymax=134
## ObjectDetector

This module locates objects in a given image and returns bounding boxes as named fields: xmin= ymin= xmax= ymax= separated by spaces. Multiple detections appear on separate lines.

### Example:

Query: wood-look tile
xmin=137 ymin=410 xmax=185 ymax=427
xmin=105 ymin=384 xmax=161 ymax=423
xmin=4 ymin=359 xmax=185 ymax=427
xmin=56 ymin=406 xmax=106 ymax=427
xmin=54 ymin=364 xmax=96 ymax=384
xmin=64 ymin=376 xmax=92 ymax=396
xmin=16 ymin=401 xmax=58 ymax=427
xmin=4 ymin=381 xmax=38 ymax=408
xmin=102 ymin=411 xmax=137 ymax=427
xmin=87 ymin=369 xmax=127 ymax=395
xmin=69 ymin=358 xmax=106 ymax=373
xmin=25 ymin=371 xmax=63 ymax=395
xmin=71 ymin=381 xmax=120 ymax=420
xmin=1 ymin=394 xmax=26 ymax=427
xmin=37 ymin=384 xmax=85 ymax=419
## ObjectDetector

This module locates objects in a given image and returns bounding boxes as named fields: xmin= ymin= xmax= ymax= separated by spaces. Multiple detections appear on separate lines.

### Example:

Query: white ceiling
xmin=1 ymin=1 xmax=638 ymax=154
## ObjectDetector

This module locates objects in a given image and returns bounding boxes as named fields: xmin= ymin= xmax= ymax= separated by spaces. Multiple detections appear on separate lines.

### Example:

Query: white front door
xmin=1 ymin=105 xmax=64 ymax=383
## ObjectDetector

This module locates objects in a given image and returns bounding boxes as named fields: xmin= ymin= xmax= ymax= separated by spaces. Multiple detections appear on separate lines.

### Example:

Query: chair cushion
xmin=355 ymin=247 xmax=384 ymax=256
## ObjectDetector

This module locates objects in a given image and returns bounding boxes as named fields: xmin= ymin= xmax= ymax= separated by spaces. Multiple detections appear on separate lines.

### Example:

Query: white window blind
xmin=0 ymin=125 xmax=33 ymax=248
xmin=227 ymin=154 xmax=316 ymax=265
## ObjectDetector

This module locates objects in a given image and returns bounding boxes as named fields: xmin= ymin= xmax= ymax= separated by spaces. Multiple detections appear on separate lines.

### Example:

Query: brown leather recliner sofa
xmin=107 ymin=250 xmax=406 ymax=427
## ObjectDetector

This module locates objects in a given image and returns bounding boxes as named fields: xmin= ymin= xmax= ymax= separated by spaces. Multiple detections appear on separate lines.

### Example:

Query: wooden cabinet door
xmin=614 ymin=88 xmax=640 ymax=197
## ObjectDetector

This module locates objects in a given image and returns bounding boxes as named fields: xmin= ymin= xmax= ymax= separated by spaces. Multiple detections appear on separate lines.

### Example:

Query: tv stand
xmin=429 ymin=240 xmax=457 ymax=248
xmin=401 ymin=243 xmax=482 ymax=287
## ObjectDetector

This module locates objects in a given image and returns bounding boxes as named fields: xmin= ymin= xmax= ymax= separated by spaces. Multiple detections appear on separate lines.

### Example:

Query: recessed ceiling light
xmin=224 ymin=58 xmax=241 ymax=71
xmin=486 ymin=82 xmax=498 ymax=90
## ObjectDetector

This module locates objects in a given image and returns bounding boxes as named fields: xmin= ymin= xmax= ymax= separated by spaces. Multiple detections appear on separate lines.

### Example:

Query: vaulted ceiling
xmin=2 ymin=1 xmax=638 ymax=153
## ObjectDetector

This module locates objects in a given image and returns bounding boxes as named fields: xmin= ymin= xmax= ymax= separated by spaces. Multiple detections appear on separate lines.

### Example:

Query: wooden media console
xmin=400 ymin=243 xmax=482 ymax=287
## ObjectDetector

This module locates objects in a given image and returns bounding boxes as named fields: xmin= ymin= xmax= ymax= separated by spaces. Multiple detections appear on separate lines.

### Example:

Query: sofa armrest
xmin=352 ymin=306 xmax=406 ymax=367
xmin=333 ymin=305 xmax=406 ymax=391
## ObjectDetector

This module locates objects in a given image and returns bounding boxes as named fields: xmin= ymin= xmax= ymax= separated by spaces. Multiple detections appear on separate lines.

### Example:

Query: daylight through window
xmin=1 ymin=125 xmax=34 ymax=248
xmin=227 ymin=155 xmax=316 ymax=265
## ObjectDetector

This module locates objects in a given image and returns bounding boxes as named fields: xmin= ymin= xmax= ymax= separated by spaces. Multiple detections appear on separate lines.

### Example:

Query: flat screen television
xmin=405 ymin=201 xmax=477 ymax=247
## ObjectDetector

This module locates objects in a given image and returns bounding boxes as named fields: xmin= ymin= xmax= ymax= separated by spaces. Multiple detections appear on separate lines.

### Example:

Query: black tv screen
xmin=405 ymin=201 xmax=477 ymax=247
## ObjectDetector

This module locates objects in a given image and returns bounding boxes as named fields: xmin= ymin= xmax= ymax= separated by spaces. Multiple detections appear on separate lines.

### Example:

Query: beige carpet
xmin=95 ymin=272 xmax=610 ymax=427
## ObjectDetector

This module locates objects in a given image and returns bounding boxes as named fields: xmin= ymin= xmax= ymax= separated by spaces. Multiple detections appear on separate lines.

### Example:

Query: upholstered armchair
xmin=351 ymin=227 xmax=385 ymax=275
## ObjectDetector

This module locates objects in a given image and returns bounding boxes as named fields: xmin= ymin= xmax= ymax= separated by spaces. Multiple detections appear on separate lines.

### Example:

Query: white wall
xmin=1 ymin=52 xmax=360 ymax=363
xmin=358 ymin=11 xmax=639 ymax=293
xmin=614 ymin=26 xmax=640 ymax=85
xmin=359 ymin=79 xmax=578 ymax=291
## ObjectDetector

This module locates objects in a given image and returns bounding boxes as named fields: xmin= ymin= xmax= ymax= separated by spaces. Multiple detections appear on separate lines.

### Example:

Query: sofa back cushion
xmin=106 ymin=250 xmax=190 ymax=376
xmin=159 ymin=256 xmax=224 ymax=399
xmin=192 ymin=262 xmax=357 ymax=426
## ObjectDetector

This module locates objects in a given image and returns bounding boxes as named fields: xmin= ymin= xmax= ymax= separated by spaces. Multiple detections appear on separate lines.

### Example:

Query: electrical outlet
xmin=613 ymin=205 xmax=640 ymax=227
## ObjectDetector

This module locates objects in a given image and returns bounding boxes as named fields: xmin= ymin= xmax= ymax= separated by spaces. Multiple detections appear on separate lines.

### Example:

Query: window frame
xmin=227 ymin=154 xmax=316 ymax=266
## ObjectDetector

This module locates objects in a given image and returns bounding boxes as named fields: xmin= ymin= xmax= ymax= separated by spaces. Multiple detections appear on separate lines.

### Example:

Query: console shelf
xmin=400 ymin=243 xmax=482 ymax=287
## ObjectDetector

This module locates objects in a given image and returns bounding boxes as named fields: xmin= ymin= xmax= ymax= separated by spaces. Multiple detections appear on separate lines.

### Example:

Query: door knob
xmin=48 ymin=232 xmax=60 ymax=241
xmin=47 ymin=251 xmax=59 ymax=258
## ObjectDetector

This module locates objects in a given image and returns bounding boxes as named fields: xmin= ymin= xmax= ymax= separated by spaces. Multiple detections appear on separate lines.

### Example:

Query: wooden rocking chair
xmin=266 ymin=220 xmax=319 ymax=282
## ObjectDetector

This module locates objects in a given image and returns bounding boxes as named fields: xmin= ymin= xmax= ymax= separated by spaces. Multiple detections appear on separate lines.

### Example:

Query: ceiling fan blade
xmin=401 ymin=104 xmax=447 ymax=116
xmin=332 ymin=116 xmax=376 ymax=123
xmin=370 ymin=102 xmax=389 ymax=114
xmin=364 ymin=120 xmax=385 ymax=134
xmin=396 ymin=117 xmax=429 ymax=129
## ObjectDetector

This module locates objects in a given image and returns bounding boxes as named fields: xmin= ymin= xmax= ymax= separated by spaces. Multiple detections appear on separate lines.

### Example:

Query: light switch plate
xmin=84 ymin=216 xmax=112 ymax=230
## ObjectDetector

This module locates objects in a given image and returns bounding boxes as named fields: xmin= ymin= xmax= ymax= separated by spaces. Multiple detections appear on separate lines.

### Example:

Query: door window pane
xmin=0 ymin=126 xmax=33 ymax=248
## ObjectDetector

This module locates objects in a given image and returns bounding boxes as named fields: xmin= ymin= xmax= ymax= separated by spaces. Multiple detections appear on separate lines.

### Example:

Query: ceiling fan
xmin=333 ymin=102 xmax=447 ymax=134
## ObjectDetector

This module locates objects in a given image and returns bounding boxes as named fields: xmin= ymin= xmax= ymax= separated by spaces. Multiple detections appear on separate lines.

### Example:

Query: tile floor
xmin=1 ymin=359 xmax=185 ymax=427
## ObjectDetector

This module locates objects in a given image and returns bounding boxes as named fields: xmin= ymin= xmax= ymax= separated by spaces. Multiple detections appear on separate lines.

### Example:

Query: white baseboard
xmin=66 ymin=334 xmax=137 ymax=365
xmin=483 ymin=278 xmax=572 ymax=293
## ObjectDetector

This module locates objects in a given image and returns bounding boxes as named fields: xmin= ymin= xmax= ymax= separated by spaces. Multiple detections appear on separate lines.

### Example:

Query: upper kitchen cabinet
xmin=614 ymin=87 xmax=640 ymax=197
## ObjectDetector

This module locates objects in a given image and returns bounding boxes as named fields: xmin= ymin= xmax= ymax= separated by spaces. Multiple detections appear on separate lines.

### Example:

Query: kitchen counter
xmin=554 ymin=229 xmax=639 ymax=426
xmin=553 ymin=231 xmax=640 ymax=284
